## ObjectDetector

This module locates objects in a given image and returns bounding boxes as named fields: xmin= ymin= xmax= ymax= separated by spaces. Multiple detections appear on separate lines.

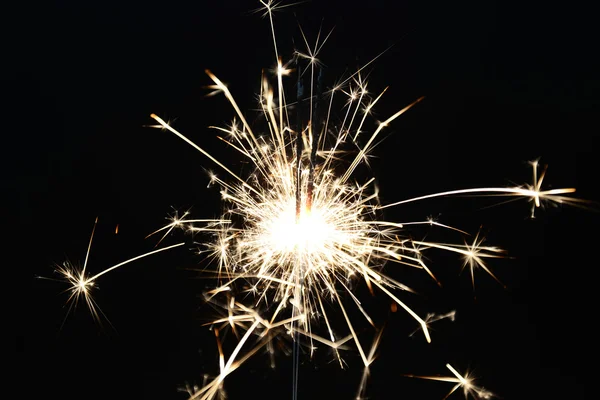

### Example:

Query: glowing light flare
xmin=266 ymin=203 xmax=336 ymax=254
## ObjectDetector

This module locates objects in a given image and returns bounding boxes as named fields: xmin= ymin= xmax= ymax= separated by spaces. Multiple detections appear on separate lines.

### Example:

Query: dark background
xmin=14 ymin=1 xmax=598 ymax=399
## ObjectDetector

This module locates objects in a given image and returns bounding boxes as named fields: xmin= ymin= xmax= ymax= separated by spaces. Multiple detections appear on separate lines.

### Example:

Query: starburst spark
xmin=44 ymin=217 xmax=187 ymax=324
xmin=406 ymin=363 xmax=495 ymax=399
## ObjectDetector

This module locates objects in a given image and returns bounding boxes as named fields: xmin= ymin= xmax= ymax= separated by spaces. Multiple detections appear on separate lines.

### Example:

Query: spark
xmin=413 ymin=229 xmax=507 ymax=290
xmin=409 ymin=311 xmax=457 ymax=338
xmin=48 ymin=218 xmax=186 ymax=323
xmin=406 ymin=363 xmax=495 ymax=399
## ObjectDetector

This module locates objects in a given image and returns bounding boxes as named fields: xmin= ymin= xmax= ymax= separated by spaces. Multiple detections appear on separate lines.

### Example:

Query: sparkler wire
xmin=293 ymin=53 xmax=307 ymax=400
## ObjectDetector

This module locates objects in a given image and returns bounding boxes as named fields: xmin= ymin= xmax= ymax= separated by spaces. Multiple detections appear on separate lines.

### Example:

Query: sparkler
xmin=45 ymin=1 xmax=588 ymax=399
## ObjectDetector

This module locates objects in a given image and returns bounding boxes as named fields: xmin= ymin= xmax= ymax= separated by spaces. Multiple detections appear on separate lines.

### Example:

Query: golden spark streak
xmin=382 ymin=187 xmax=576 ymax=210
xmin=406 ymin=363 xmax=495 ymax=399
xmin=86 ymin=242 xmax=186 ymax=283
xmin=81 ymin=216 xmax=98 ymax=277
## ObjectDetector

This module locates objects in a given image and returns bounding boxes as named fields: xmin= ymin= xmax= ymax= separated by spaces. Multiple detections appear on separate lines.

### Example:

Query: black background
xmin=15 ymin=1 xmax=599 ymax=399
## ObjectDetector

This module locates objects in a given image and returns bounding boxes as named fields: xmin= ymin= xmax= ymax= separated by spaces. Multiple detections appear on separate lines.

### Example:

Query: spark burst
xmin=46 ymin=2 xmax=587 ymax=399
